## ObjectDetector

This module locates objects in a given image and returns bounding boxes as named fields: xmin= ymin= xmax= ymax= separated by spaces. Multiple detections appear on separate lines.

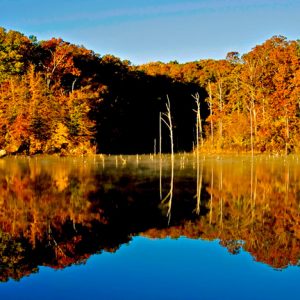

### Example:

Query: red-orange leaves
xmin=40 ymin=38 xmax=80 ymax=89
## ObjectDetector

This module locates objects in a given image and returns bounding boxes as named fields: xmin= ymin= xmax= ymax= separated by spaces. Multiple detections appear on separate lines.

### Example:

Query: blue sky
xmin=1 ymin=0 xmax=300 ymax=64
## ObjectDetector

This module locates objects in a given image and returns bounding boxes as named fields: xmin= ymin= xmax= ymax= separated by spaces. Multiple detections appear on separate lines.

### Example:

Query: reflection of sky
xmin=1 ymin=0 xmax=300 ymax=64
xmin=1 ymin=237 xmax=298 ymax=300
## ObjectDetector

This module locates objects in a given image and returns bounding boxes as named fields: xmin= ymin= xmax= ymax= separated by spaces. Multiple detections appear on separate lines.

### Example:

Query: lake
xmin=0 ymin=154 xmax=300 ymax=299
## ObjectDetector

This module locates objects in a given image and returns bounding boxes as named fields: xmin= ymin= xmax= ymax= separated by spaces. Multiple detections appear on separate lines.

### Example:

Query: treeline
xmin=0 ymin=27 xmax=300 ymax=154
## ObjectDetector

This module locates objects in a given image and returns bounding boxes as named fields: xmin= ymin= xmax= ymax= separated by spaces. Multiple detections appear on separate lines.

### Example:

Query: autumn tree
xmin=0 ymin=28 xmax=33 ymax=81
xmin=39 ymin=38 xmax=81 ymax=90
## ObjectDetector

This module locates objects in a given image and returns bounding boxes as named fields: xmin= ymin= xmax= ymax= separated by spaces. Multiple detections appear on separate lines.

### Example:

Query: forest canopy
xmin=0 ymin=28 xmax=300 ymax=154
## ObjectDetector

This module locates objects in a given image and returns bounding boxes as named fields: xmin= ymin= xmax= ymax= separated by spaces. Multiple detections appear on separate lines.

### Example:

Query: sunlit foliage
xmin=0 ymin=28 xmax=300 ymax=154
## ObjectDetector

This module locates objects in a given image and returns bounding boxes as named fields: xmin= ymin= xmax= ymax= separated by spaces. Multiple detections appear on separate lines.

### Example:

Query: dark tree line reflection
xmin=0 ymin=155 xmax=300 ymax=281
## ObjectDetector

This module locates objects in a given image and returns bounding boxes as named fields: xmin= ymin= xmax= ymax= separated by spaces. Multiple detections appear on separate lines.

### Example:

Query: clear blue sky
xmin=1 ymin=0 xmax=300 ymax=64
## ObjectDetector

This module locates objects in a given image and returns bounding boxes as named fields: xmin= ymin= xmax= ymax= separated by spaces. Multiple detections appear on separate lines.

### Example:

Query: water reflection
xmin=0 ymin=155 xmax=300 ymax=282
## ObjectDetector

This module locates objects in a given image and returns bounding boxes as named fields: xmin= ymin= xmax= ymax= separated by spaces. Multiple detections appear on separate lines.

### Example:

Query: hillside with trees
xmin=0 ymin=27 xmax=300 ymax=154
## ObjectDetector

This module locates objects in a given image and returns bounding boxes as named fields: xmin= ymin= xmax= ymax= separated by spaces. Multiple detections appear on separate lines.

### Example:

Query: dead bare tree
xmin=161 ymin=95 xmax=174 ymax=224
xmin=192 ymin=92 xmax=203 ymax=148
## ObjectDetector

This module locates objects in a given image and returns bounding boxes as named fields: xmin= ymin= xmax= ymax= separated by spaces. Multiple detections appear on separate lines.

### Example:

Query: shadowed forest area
xmin=0 ymin=27 xmax=300 ymax=154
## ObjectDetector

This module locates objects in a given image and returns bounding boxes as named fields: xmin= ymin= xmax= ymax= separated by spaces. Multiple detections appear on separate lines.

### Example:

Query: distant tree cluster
xmin=0 ymin=27 xmax=300 ymax=154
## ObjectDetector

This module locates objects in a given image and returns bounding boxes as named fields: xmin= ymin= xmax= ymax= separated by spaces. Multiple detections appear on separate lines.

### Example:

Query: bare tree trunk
xmin=253 ymin=108 xmax=257 ymax=136
xmin=209 ymin=164 xmax=214 ymax=225
xmin=192 ymin=93 xmax=203 ymax=215
xmin=192 ymin=92 xmax=203 ymax=147
xmin=208 ymin=81 xmax=214 ymax=146
xmin=161 ymin=95 xmax=174 ymax=224
xmin=159 ymin=112 xmax=162 ymax=200
xmin=218 ymin=81 xmax=223 ymax=142
xmin=195 ymin=161 xmax=203 ymax=215
xmin=250 ymin=90 xmax=257 ymax=137
xmin=72 ymin=78 xmax=77 ymax=92
xmin=219 ymin=164 xmax=223 ymax=229
xmin=247 ymin=102 xmax=254 ymax=157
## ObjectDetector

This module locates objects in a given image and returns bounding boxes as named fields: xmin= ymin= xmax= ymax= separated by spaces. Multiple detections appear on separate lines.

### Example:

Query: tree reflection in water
xmin=0 ymin=155 xmax=300 ymax=282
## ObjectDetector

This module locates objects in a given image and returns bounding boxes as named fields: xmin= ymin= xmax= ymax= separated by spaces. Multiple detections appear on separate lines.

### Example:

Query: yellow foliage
xmin=49 ymin=122 xmax=70 ymax=150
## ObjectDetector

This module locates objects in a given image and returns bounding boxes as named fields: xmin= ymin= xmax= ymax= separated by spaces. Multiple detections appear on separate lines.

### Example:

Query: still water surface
xmin=0 ymin=154 xmax=300 ymax=299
